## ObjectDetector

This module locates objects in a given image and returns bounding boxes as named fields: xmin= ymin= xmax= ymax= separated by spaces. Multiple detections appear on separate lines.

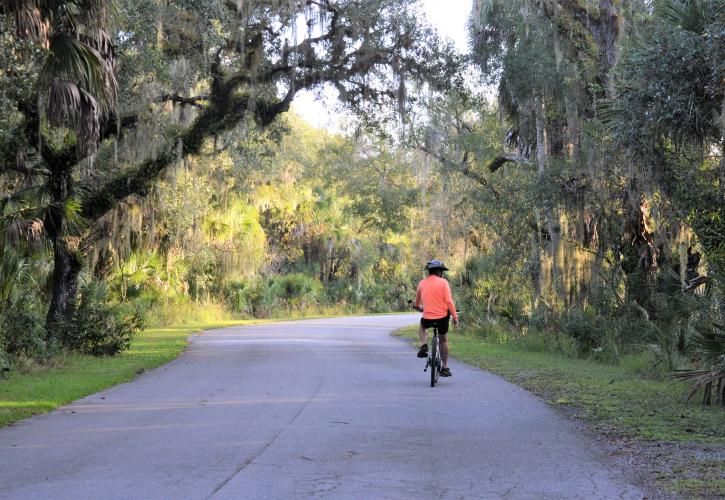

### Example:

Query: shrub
xmin=558 ymin=308 xmax=602 ymax=352
xmin=223 ymin=273 xmax=324 ymax=317
xmin=276 ymin=273 xmax=323 ymax=307
xmin=0 ymin=345 xmax=9 ymax=373
xmin=676 ymin=322 xmax=725 ymax=406
xmin=354 ymin=281 xmax=410 ymax=312
xmin=145 ymin=295 xmax=235 ymax=326
xmin=0 ymin=294 xmax=47 ymax=370
xmin=531 ymin=306 xmax=613 ymax=356
xmin=514 ymin=328 xmax=579 ymax=357
xmin=62 ymin=281 xmax=145 ymax=356
xmin=224 ymin=280 xmax=251 ymax=314
xmin=459 ymin=253 xmax=532 ymax=326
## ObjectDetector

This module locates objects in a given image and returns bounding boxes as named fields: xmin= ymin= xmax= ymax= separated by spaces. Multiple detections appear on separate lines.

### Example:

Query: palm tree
xmin=3 ymin=0 xmax=117 ymax=339
xmin=6 ymin=0 xmax=117 ymax=156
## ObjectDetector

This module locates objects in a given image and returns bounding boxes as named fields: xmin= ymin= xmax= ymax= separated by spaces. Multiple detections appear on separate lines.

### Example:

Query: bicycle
xmin=408 ymin=300 xmax=458 ymax=387
xmin=424 ymin=320 xmax=444 ymax=387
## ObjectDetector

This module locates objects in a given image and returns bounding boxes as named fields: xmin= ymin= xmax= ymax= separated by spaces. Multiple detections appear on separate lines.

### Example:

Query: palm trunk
xmin=46 ymin=239 xmax=83 ymax=343
xmin=44 ymin=158 xmax=81 ymax=344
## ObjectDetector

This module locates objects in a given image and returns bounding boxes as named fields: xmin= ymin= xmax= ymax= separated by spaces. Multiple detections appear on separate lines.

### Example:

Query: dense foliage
xmin=437 ymin=0 xmax=725 ymax=405
xmin=0 ymin=0 xmax=456 ymax=361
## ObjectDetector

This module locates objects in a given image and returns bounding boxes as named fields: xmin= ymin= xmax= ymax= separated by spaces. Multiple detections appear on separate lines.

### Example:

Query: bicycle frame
xmin=424 ymin=324 xmax=441 ymax=387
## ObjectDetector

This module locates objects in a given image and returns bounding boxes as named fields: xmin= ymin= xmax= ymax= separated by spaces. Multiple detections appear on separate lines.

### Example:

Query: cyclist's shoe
xmin=440 ymin=367 xmax=452 ymax=377
xmin=416 ymin=343 xmax=428 ymax=358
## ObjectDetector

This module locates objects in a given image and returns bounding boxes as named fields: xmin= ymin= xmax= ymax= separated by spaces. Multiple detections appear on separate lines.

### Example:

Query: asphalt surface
xmin=0 ymin=314 xmax=644 ymax=499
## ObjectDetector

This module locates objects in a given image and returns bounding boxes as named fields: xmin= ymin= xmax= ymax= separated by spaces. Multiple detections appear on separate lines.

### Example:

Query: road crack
xmin=207 ymin=376 xmax=324 ymax=498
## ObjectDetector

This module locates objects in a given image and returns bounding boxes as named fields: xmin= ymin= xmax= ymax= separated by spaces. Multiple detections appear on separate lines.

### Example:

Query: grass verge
xmin=0 ymin=320 xmax=255 ymax=427
xmin=395 ymin=326 xmax=725 ymax=497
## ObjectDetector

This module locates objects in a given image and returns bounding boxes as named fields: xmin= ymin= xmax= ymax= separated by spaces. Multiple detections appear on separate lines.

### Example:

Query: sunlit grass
xmin=146 ymin=299 xmax=368 ymax=327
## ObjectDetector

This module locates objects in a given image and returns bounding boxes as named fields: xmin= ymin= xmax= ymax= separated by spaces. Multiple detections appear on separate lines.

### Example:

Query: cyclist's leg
xmin=438 ymin=317 xmax=451 ymax=371
xmin=417 ymin=319 xmax=429 ymax=357
xmin=418 ymin=323 xmax=428 ymax=346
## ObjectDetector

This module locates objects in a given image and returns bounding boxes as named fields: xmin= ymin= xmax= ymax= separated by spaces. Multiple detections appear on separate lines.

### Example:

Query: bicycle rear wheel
xmin=430 ymin=336 xmax=438 ymax=387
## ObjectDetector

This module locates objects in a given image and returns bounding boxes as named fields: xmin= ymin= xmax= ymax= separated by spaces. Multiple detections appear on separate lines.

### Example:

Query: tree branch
xmin=488 ymin=154 xmax=530 ymax=172
xmin=1 ymin=162 xmax=50 ymax=177
xmin=419 ymin=145 xmax=500 ymax=199
xmin=82 ymin=86 xmax=297 ymax=221
xmin=99 ymin=112 xmax=139 ymax=142
xmin=158 ymin=94 xmax=209 ymax=108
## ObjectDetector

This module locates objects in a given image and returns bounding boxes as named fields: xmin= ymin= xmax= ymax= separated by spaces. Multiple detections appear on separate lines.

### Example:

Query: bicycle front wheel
xmin=430 ymin=338 xmax=438 ymax=387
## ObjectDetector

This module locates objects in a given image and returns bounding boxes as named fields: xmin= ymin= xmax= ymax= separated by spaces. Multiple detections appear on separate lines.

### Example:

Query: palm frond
xmin=0 ymin=252 xmax=27 ymax=307
xmin=72 ymin=0 xmax=119 ymax=28
xmin=7 ymin=0 xmax=51 ymax=48
xmin=43 ymin=32 xmax=113 ymax=109
xmin=674 ymin=369 xmax=725 ymax=405
xmin=47 ymin=78 xmax=101 ymax=155
xmin=655 ymin=0 xmax=724 ymax=34
xmin=4 ymin=218 xmax=44 ymax=250
xmin=47 ymin=77 xmax=83 ymax=125
xmin=674 ymin=322 xmax=725 ymax=405
xmin=79 ymin=29 xmax=118 ymax=106
xmin=1 ymin=186 xmax=46 ymax=228
xmin=691 ymin=322 xmax=725 ymax=366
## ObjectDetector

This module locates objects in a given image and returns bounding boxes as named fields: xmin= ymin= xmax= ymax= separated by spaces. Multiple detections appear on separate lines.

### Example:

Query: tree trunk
xmin=530 ymin=230 xmax=542 ymax=309
xmin=719 ymin=97 xmax=725 ymax=200
xmin=538 ymin=0 xmax=621 ymax=97
xmin=45 ymin=239 xmax=83 ymax=344
xmin=590 ymin=0 xmax=621 ymax=97
xmin=44 ymin=153 xmax=80 ymax=344
xmin=535 ymin=95 xmax=562 ymax=301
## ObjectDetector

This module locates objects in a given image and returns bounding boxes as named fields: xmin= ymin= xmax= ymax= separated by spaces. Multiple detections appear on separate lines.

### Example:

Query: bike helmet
xmin=425 ymin=259 xmax=449 ymax=271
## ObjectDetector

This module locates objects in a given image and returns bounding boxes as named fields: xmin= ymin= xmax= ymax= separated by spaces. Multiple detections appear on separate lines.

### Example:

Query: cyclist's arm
xmin=414 ymin=284 xmax=423 ymax=312
xmin=445 ymin=281 xmax=459 ymax=323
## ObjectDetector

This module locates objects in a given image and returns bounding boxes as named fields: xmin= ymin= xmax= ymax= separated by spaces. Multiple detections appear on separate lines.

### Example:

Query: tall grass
xmin=145 ymin=297 xmax=371 ymax=328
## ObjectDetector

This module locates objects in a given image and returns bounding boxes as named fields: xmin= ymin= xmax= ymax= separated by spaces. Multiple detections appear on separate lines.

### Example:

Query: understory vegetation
xmin=0 ymin=0 xmax=723 ymax=446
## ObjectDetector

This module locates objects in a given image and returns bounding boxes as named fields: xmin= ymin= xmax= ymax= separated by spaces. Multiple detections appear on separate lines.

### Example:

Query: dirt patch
xmin=548 ymin=397 xmax=724 ymax=499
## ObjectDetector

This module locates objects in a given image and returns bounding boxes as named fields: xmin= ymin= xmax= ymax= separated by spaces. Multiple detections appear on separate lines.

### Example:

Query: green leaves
xmin=611 ymin=0 xmax=723 ymax=148
xmin=655 ymin=0 xmax=724 ymax=34
xmin=44 ymin=33 xmax=111 ymax=108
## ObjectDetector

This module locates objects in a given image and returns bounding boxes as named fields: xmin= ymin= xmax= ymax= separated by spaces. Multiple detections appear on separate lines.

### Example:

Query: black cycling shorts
xmin=420 ymin=316 xmax=450 ymax=335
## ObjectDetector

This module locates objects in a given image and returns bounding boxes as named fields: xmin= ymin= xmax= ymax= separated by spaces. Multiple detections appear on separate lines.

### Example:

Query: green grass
xmin=668 ymin=460 xmax=725 ymax=497
xmin=0 ymin=320 xmax=254 ymax=426
xmin=396 ymin=326 xmax=724 ymax=443
xmin=670 ymin=478 xmax=725 ymax=497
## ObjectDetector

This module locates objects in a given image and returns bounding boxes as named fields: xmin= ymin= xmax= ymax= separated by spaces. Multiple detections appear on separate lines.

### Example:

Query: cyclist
xmin=412 ymin=259 xmax=459 ymax=377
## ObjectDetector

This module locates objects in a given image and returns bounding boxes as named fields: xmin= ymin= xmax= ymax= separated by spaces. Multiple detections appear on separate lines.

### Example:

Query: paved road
xmin=0 ymin=315 xmax=643 ymax=499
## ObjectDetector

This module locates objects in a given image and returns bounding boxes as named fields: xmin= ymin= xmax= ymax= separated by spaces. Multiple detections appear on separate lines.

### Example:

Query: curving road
xmin=0 ymin=314 xmax=643 ymax=499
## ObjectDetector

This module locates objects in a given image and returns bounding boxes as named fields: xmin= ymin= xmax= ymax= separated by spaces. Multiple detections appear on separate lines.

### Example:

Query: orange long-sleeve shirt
xmin=415 ymin=274 xmax=458 ymax=321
